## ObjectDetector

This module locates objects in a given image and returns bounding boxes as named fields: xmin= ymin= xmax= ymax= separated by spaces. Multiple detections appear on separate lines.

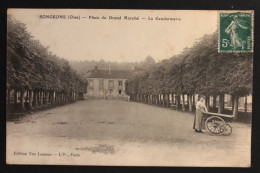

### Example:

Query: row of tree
xmin=7 ymin=15 xmax=87 ymax=113
xmin=125 ymin=32 xmax=253 ymax=119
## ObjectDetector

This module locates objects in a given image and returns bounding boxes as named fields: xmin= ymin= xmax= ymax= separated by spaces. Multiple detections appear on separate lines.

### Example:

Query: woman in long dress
xmin=225 ymin=15 xmax=248 ymax=50
xmin=193 ymin=96 xmax=208 ymax=133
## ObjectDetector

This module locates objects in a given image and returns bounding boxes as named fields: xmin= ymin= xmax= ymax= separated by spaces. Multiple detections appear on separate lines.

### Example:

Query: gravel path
xmin=6 ymin=100 xmax=251 ymax=167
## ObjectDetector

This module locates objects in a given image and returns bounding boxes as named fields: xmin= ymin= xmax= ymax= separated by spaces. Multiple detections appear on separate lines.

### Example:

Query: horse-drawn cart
xmin=203 ymin=112 xmax=234 ymax=136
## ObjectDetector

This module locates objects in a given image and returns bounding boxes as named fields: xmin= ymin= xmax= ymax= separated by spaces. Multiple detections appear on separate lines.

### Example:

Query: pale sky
xmin=8 ymin=9 xmax=217 ymax=62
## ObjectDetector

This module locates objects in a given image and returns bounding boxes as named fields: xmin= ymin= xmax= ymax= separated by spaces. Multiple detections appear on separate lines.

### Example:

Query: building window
xmin=119 ymin=90 xmax=122 ymax=95
xmin=109 ymin=80 xmax=114 ymax=89
xmin=89 ymin=80 xmax=94 ymax=89
xmin=119 ymin=81 xmax=123 ymax=86
xmin=99 ymin=79 xmax=104 ymax=89
xmin=88 ymin=89 xmax=93 ymax=96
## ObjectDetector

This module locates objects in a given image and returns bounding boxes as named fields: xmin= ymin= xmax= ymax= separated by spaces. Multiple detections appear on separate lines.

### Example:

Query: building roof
xmin=86 ymin=69 xmax=132 ymax=79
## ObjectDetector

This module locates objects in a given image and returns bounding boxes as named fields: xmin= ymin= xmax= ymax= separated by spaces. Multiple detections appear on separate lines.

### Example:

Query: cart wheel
xmin=220 ymin=124 xmax=232 ymax=136
xmin=205 ymin=116 xmax=225 ymax=135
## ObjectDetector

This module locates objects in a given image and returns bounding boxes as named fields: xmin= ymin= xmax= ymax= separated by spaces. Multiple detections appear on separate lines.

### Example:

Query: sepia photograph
xmin=6 ymin=9 xmax=253 ymax=167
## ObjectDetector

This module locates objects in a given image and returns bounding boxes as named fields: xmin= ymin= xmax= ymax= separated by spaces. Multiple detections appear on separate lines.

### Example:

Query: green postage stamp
xmin=219 ymin=11 xmax=254 ymax=52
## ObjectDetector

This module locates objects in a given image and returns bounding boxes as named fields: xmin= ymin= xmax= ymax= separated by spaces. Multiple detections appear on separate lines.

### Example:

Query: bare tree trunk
xmin=57 ymin=92 xmax=59 ymax=104
xmin=25 ymin=91 xmax=29 ymax=104
xmin=166 ymin=94 xmax=169 ymax=107
xmin=49 ymin=91 xmax=52 ymax=105
xmin=162 ymin=94 xmax=165 ymax=107
xmin=192 ymin=94 xmax=195 ymax=107
xmin=29 ymin=90 xmax=33 ymax=110
xmin=60 ymin=92 xmax=62 ymax=104
xmin=162 ymin=94 xmax=164 ymax=106
xmin=218 ymin=94 xmax=224 ymax=113
xmin=163 ymin=94 xmax=166 ymax=107
xmin=54 ymin=92 xmax=57 ymax=105
xmin=182 ymin=94 xmax=185 ymax=110
xmin=50 ymin=91 xmax=53 ymax=105
xmin=213 ymin=95 xmax=216 ymax=109
xmin=57 ymin=92 xmax=60 ymax=105
xmin=163 ymin=94 xmax=165 ymax=107
xmin=71 ymin=92 xmax=73 ymax=102
xmin=53 ymin=91 xmax=55 ymax=104
xmin=233 ymin=95 xmax=239 ymax=119
xmin=40 ymin=91 xmax=43 ymax=105
xmin=48 ymin=91 xmax=51 ymax=105
xmin=7 ymin=89 xmax=10 ymax=104
xmin=66 ymin=93 xmax=68 ymax=103
xmin=175 ymin=95 xmax=180 ymax=110
xmin=14 ymin=90 xmax=18 ymax=105
xmin=206 ymin=96 xmax=210 ymax=110
xmin=42 ymin=91 xmax=45 ymax=105
xmin=222 ymin=94 xmax=225 ymax=111
xmin=244 ymin=95 xmax=247 ymax=113
xmin=46 ymin=91 xmax=49 ymax=105
xmin=231 ymin=95 xmax=234 ymax=111
xmin=188 ymin=94 xmax=193 ymax=112
xmin=20 ymin=90 xmax=25 ymax=111
xmin=44 ymin=91 xmax=47 ymax=104
xmin=159 ymin=94 xmax=162 ymax=106
xmin=33 ymin=89 xmax=38 ymax=108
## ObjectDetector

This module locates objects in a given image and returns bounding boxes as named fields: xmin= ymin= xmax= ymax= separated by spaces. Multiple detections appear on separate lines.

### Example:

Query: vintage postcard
xmin=6 ymin=9 xmax=253 ymax=167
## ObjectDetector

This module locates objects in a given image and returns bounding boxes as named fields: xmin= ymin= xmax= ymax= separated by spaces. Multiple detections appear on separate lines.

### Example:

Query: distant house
xmin=85 ymin=66 xmax=132 ymax=99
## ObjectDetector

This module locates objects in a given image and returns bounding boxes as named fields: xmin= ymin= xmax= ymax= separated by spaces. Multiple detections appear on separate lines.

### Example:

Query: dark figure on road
xmin=193 ymin=96 xmax=208 ymax=133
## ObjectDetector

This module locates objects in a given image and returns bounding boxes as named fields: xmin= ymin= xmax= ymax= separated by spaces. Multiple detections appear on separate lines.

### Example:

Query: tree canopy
xmin=7 ymin=15 xmax=87 ymax=93
xmin=126 ymin=32 xmax=253 ymax=97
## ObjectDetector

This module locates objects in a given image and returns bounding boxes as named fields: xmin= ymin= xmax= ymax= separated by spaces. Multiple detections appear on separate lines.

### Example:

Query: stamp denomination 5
xmin=218 ymin=11 xmax=254 ymax=52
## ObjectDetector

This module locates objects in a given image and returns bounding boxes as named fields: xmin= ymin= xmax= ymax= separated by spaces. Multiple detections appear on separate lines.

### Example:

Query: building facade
xmin=85 ymin=67 xmax=131 ymax=99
